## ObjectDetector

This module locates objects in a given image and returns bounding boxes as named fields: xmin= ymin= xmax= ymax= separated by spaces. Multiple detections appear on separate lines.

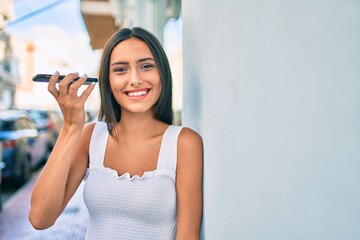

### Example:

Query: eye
xmin=140 ymin=63 xmax=154 ymax=70
xmin=114 ymin=67 xmax=128 ymax=74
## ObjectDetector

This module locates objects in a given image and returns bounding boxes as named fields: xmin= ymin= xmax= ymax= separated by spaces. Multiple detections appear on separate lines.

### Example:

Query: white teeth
xmin=127 ymin=90 xmax=148 ymax=97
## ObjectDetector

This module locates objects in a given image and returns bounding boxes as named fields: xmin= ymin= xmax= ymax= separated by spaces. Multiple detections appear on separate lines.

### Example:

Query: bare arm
xmin=176 ymin=128 xmax=203 ymax=240
xmin=28 ymin=72 xmax=96 ymax=229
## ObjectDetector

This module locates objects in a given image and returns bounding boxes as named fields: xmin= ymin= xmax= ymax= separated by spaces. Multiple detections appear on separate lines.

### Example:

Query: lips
xmin=124 ymin=88 xmax=151 ymax=98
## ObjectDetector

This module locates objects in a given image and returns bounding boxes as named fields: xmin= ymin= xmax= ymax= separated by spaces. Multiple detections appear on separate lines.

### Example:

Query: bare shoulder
xmin=178 ymin=127 xmax=203 ymax=150
xmin=77 ymin=122 xmax=97 ymax=153
xmin=177 ymin=127 xmax=203 ymax=168
xmin=82 ymin=121 xmax=97 ymax=137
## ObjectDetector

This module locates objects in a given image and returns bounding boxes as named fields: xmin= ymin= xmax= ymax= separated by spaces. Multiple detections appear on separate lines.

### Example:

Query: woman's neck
xmin=114 ymin=110 xmax=166 ymax=139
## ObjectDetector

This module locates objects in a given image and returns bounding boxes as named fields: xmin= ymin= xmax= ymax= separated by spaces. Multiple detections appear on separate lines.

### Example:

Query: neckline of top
xmin=98 ymin=124 xmax=173 ymax=179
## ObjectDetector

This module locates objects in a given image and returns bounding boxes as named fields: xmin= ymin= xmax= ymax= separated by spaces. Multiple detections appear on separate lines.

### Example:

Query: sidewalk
xmin=0 ymin=172 xmax=88 ymax=240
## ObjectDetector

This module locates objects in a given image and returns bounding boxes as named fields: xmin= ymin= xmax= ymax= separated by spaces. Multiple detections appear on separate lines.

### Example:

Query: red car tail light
xmin=46 ymin=121 xmax=54 ymax=130
xmin=2 ymin=139 xmax=17 ymax=149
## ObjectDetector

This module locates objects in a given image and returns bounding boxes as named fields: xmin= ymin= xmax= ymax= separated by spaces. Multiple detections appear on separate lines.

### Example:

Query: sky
xmin=8 ymin=0 xmax=88 ymax=35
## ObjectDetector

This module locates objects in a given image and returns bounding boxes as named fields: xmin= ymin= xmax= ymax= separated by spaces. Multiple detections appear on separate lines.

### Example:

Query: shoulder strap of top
xmin=89 ymin=121 xmax=109 ymax=166
xmin=157 ymin=125 xmax=183 ymax=175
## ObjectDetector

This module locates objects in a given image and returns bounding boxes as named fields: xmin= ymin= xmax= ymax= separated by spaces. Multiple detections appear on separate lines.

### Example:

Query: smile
xmin=124 ymin=88 xmax=151 ymax=97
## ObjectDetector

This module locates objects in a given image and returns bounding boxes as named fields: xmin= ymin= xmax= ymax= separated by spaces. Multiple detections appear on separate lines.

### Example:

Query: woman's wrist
xmin=61 ymin=122 xmax=85 ymax=135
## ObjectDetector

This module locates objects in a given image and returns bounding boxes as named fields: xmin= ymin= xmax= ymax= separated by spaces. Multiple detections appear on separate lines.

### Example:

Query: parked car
xmin=25 ymin=109 xmax=63 ymax=151
xmin=0 ymin=110 xmax=49 ymax=185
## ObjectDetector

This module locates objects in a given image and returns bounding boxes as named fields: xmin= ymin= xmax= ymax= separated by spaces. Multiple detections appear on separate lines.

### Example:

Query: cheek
xmin=109 ymin=76 xmax=126 ymax=91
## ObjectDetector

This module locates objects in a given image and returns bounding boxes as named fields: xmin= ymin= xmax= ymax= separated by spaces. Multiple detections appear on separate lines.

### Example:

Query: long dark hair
xmin=98 ymin=27 xmax=173 ymax=135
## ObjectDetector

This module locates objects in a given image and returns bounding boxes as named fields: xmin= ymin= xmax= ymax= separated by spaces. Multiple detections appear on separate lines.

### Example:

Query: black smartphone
xmin=32 ymin=74 xmax=98 ymax=85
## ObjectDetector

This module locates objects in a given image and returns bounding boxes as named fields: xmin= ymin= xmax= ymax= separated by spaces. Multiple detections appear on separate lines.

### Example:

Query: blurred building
xmin=0 ymin=0 xmax=19 ymax=110
xmin=80 ymin=0 xmax=181 ymax=50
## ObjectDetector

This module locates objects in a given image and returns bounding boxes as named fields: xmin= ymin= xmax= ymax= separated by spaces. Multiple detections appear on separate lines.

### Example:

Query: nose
xmin=129 ymin=69 xmax=143 ymax=87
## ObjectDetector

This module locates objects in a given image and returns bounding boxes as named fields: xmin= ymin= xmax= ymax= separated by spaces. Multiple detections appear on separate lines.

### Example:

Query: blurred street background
xmin=0 ymin=0 xmax=182 ymax=239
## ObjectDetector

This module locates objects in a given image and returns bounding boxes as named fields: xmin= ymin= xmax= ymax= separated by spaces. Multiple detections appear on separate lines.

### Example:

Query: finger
xmin=69 ymin=74 xmax=87 ymax=93
xmin=59 ymin=72 xmax=79 ymax=95
xmin=79 ymin=81 xmax=96 ymax=102
xmin=48 ymin=71 xmax=60 ymax=97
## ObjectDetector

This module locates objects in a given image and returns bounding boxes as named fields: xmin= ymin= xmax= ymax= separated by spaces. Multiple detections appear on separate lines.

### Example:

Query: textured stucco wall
xmin=182 ymin=1 xmax=360 ymax=239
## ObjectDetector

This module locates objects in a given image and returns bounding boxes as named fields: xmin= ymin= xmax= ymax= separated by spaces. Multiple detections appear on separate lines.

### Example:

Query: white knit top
xmin=83 ymin=122 xmax=182 ymax=240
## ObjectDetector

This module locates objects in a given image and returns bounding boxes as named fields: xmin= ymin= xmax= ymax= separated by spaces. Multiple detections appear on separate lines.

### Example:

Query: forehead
xmin=110 ymin=37 xmax=154 ymax=62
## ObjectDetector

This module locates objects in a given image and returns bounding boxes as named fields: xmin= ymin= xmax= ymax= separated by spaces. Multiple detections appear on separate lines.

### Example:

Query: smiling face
xmin=109 ymin=37 xmax=162 ymax=116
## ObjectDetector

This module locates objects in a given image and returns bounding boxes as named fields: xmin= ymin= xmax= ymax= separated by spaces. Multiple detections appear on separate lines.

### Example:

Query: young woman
xmin=29 ymin=27 xmax=203 ymax=239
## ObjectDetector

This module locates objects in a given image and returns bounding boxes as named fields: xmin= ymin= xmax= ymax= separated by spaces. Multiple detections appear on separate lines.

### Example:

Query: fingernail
xmin=82 ymin=74 xmax=87 ymax=78
xmin=91 ymin=82 xmax=96 ymax=85
xmin=54 ymin=71 xmax=59 ymax=75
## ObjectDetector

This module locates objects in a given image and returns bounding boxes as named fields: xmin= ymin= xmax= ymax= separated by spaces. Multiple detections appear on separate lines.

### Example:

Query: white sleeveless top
xmin=83 ymin=122 xmax=183 ymax=240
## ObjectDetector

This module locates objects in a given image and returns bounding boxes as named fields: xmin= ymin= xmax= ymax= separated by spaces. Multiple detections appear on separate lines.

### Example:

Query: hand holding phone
xmin=41 ymin=72 xmax=97 ymax=127
xmin=32 ymin=74 xmax=98 ymax=85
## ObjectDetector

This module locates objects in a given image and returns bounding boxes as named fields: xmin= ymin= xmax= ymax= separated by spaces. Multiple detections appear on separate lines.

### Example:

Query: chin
xmin=123 ymin=106 xmax=154 ymax=115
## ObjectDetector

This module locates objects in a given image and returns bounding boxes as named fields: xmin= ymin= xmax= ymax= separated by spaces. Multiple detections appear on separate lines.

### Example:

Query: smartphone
xmin=32 ymin=74 xmax=98 ymax=85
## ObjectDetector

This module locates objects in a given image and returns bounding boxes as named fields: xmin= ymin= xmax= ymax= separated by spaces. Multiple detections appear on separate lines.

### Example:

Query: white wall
xmin=182 ymin=1 xmax=360 ymax=239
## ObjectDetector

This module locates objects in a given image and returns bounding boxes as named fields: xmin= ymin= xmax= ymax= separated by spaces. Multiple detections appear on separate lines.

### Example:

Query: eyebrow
xmin=110 ymin=57 xmax=155 ymax=66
